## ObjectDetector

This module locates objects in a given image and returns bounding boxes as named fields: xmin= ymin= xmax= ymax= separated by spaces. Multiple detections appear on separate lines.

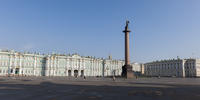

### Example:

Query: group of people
xmin=112 ymin=75 xmax=138 ymax=81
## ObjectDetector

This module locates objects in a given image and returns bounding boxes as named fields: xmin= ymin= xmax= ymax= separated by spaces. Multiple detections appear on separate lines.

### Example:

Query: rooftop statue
xmin=125 ymin=20 xmax=129 ymax=28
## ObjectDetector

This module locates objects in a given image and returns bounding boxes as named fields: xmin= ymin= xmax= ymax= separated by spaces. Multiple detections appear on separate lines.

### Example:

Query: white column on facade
xmin=72 ymin=59 xmax=74 ymax=68
xmin=182 ymin=60 xmax=186 ymax=77
xmin=45 ymin=58 xmax=48 ymax=76
xmin=12 ymin=55 xmax=16 ymax=74
xmin=95 ymin=60 xmax=96 ymax=76
xmin=66 ymin=58 xmax=69 ymax=76
xmin=96 ymin=60 xmax=98 ymax=76
xmin=78 ymin=59 xmax=81 ymax=76
xmin=97 ymin=61 xmax=99 ymax=76
xmin=91 ymin=60 xmax=93 ymax=76
xmin=9 ymin=54 xmax=13 ymax=75
xmin=50 ymin=57 xmax=52 ymax=76
xmin=94 ymin=60 xmax=95 ymax=76
xmin=65 ymin=58 xmax=67 ymax=76
xmin=19 ymin=55 xmax=22 ymax=75
xmin=53 ymin=57 xmax=55 ymax=76
xmin=84 ymin=59 xmax=86 ymax=76
xmin=56 ymin=57 xmax=58 ymax=76
xmin=65 ymin=69 xmax=68 ymax=76
xmin=22 ymin=56 xmax=25 ymax=75
xmin=33 ymin=56 xmax=37 ymax=76
xmin=54 ymin=57 xmax=56 ymax=76
xmin=47 ymin=58 xmax=49 ymax=76
xmin=94 ymin=60 xmax=96 ymax=76
xmin=71 ymin=69 xmax=74 ymax=76
xmin=49 ymin=58 xmax=51 ymax=76
xmin=99 ymin=61 xmax=101 ymax=76
xmin=50 ymin=58 xmax=52 ymax=76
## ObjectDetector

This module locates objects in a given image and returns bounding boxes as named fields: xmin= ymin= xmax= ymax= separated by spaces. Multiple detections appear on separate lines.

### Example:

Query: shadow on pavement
xmin=0 ymin=81 xmax=200 ymax=100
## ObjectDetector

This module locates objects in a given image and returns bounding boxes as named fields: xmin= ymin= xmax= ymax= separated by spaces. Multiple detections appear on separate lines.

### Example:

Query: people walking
xmin=112 ymin=76 xmax=116 ymax=81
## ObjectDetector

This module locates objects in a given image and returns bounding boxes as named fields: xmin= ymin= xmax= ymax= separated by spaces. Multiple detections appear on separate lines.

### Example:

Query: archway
xmin=74 ymin=70 xmax=78 ymax=77
xmin=15 ymin=68 xmax=19 ymax=74
xmin=68 ymin=70 xmax=71 ymax=76
xmin=81 ymin=70 xmax=84 ymax=77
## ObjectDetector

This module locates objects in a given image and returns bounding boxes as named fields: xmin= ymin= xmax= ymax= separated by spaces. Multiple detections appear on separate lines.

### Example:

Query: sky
xmin=0 ymin=0 xmax=200 ymax=63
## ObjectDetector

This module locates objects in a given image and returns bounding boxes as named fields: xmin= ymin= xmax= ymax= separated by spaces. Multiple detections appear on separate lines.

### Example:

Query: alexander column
xmin=122 ymin=20 xmax=134 ymax=78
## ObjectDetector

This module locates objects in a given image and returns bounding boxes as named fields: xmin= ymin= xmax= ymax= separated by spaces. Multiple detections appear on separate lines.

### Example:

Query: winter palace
xmin=0 ymin=50 xmax=141 ymax=77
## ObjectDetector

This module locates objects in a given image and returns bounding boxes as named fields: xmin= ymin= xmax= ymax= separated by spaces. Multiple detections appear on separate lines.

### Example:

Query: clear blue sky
xmin=0 ymin=0 xmax=200 ymax=63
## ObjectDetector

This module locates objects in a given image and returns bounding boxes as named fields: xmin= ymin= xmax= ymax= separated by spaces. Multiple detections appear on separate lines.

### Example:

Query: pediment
xmin=71 ymin=54 xmax=81 ymax=58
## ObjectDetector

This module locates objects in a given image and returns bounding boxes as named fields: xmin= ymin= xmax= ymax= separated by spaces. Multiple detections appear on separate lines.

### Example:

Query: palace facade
xmin=0 ymin=50 xmax=140 ymax=77
xmin=144 ymin=58 xmax=200 ymax=77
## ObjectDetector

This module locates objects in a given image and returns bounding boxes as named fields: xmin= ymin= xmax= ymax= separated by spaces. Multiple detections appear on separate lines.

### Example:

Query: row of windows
xmin=0 ymin=64 xmax=44 ymax=68
xmin=146 ymin=66 xmax=196 ymax=70
xmin=0 ymin=55 xmax=9 ymax=59
xmin=0 ymin=69 xmax=43 ymax=74
xmin=145 ymin=72 xmax=181 ymax=76
xmin=0 ymin=55 xmax=44 ymax=61
xmin=185 ymin=66 xmax=195 ymax=69
xmin=185 ymin=62 xmax=195 ymax=66
xmin=185 ymin=70 xmax=196 ymax=74
xmin=146 ymin=63 xmax=181 ymax=68
xmin=48 ymin=61 xmax=85 ymax=67
xmin=145 ymin=66 xmax=181 ymax=70
xmin=0 ymin=69 xmax=8 ymax=73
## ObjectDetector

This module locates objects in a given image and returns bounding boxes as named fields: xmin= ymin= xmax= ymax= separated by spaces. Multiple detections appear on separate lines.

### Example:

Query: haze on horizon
xmin=0 ymin=0 xmax=200 ymax=63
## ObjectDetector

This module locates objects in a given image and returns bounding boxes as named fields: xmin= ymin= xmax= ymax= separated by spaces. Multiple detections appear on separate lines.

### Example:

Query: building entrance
xmin=74 ymin=70 xmax=78 ymax=77
xmin=15 ymin=68 xmax=19 ymax=74
xmin=68 ymin=70 xmax=71 ymax=76
xmin=81 ymin=70 xmax=84 ymax=77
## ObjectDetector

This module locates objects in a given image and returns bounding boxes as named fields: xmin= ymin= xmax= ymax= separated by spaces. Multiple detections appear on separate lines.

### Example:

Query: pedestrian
xmin=112 ymin=76 xmax=116 ymax=81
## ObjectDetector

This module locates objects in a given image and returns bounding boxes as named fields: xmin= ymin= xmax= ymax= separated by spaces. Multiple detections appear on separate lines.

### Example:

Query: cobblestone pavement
xmin=0 ymin=76 xmax=200 ymax=100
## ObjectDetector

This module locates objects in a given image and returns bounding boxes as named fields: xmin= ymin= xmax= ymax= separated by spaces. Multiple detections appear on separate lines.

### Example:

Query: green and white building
xmin=0 ymin=50 xmax=130 ymax=77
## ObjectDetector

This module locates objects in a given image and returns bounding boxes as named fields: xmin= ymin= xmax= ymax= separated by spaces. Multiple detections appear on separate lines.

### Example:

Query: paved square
xmin=0 ymin=77 xmax=200 ymax=100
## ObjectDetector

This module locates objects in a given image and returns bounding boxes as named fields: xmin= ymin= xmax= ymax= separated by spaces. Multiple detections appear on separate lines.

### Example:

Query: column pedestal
xmin=122 ymin=64 xmax=134 ymax=79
